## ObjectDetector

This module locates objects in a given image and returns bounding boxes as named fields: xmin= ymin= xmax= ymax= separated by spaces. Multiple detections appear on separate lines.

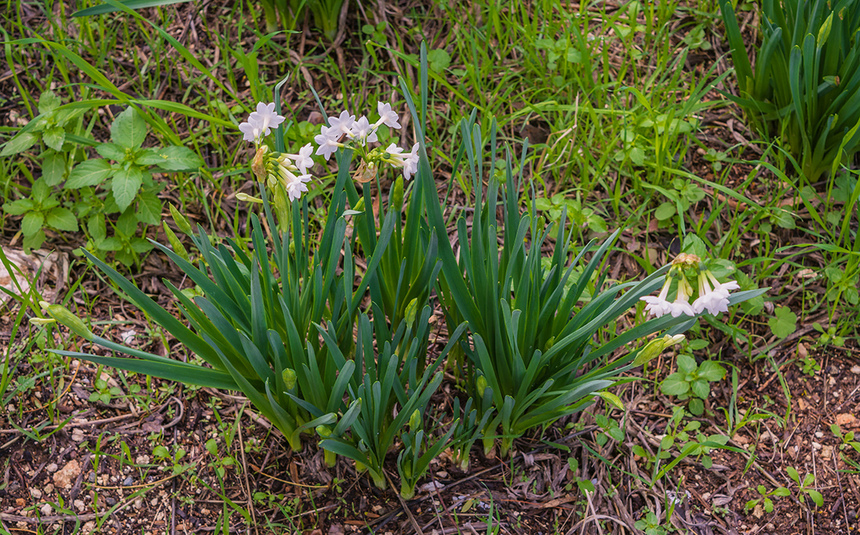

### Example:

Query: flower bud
xmin=404 ymin=298 xmax=418 ymax=328
xmin=29 ymin=317 xmax=56 ymax=326
xmin=391 ymin=176 xmax=404 ymax=211
xmin=251 ymin=145 xmax=269 ymax=180
xmin=282 ymin=368 xmax=297 ymax=391
xmin=633 ymin=334 xmax=685 ymax=366
xmin=236 ymin=192 xmax=263 ymax=204
xmin=169 ymin=204 xmax=193 ymax=235
xmin=671 ymin=253 xmax=701 ymax=269
xmin=162 ymin=222 xmax=188 ymax=261
xmin=40 ymin=301 xmax=93 ymax=341
xmin=477 ymin=375 xmax=488 ymax=398
xmin=409 ymin=409 xmax=421 ymax=431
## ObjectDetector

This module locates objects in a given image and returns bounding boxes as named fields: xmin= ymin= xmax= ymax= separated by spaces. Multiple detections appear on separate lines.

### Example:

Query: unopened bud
xmin=236 ymin=192 xmax=263 ymax=204
xmin=404 ymin=298 xmax=418 ymax=328
xmin=40 ymin=301 xmax=93 ymax=341
xmin=282 ymin=368 xmax=297 ymax=390
xmin=169 ymin=204 xmax=193 ymax=235
xmin=477 ymin=375 xmax=488 ymax=398
xmin=634 ymin=334 xmax=685 ymax=366
xmin=162 ymin=222 xmax=188 ymax=261
xmin=409 ymin=409 xmax=421 ymax=431
xmin=251 ymin=145 xmax=269 ymax=180
xmin=391 ymin=176 xmax=404 ymax=210
xmin=29 ymin=317 xmax=56 ymax=326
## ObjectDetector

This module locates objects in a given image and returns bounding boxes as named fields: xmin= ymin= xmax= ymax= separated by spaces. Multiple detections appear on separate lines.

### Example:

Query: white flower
xmin=327 ymin=110 xmax=355 ymax=137
xmin=668 ymin=298 xmax=696 ymax=317
xmin=239 ymin=102 xmax=285 ymax=143
xmin=641 ymin=278 xmax=673 ymax=317
xmin=693 ymin=272 xmax=739 ymax=315
xmin=239 ymin=119 xmax=262 ymax=143
xmin=251 ymin=102 xmax=285 ymax=131
xmin=403 ymin=143 xmax=420 ymax=180
xmin=693 ymin=291 xmax=730 ymax=315
xmin=349 ymin=116 xmax=378 ymax=145
xmin=285 ymin=174 xmax=311 ymax=201
xmin=641 ymin=295 xmax=673 ymax=318
xmin=383 ymin=143 xmax=420 ymax=180
xmin=711 ymin=277 xmax=740 ymax=297
xmin=274 ymin=163 xmax=312 ymax=202
xmin=376 ymin=102 xmax=401 ymax=129
xmin=641 ymin=271 xmax=698 ymax=318
xmin=670 ymin=274 xmax=697 ymax=317
xmin=292 ymin=143 xmax=314 ymax=174
xmin=315 ymin=126 xmax=342 ymax=160
xmin=384 ymin=143 xmax=405 ymax=159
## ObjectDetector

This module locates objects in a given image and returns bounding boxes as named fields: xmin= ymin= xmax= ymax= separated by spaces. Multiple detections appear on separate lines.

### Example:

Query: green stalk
xmin=258 ymin=0 xmax=279 ymax=32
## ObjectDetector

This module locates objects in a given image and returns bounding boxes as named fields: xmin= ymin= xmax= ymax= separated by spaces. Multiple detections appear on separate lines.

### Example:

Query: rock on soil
xmin=52 ymin=459 xmax=81 ymax=490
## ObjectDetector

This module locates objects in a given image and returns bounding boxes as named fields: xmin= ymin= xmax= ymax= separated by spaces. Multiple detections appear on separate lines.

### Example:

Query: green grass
xmin=0 ymin=0 xmax=858 ymax=532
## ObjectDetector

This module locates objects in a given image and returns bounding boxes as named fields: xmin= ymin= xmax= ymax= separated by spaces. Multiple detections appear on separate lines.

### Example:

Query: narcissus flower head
xmin=239 ymin=102 xmax=285 ymax=145
xmin=640 ymin=254 xmax=739 ymax=318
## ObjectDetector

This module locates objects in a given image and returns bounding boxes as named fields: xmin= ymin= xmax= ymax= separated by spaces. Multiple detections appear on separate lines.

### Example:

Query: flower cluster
xmin=314 ymin=102 xmax=420 ymax=181
xmin=239 ymin=103 xmax=315 ymax=202
xmin=641 ymin=253 xmax=740 ymax=318
xmin=239 ymin=101 xmax=420 ymax=203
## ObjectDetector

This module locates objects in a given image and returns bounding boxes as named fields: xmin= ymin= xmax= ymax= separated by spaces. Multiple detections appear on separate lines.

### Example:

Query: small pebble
xmin=123 ymin=477 xmax=133 ymax=486
xmin=40 ymin=503 xmax=52 ymax=516
xmin=30 ymin=488 xmax=42 ymax=499
xmin=46 ymin=463 xmax=58 ymax=473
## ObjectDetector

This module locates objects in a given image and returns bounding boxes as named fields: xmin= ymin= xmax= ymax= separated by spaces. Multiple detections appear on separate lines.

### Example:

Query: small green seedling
xmin=831 ymin=424 xmax=860 ymax=455
xmin=786 ymin=466 xmax=824 ymax=508
xmin=152 ymin=444 xmax=192 ymax=476
xmin=634 ymin=511 xmax=671 ymax=535
xmin=813 ymin=322 xmax=846 ymax=347
xmin=566 ymin=458 xmax=596 ymax=495
xmin=661 ymin=354 xmax=726 ymax=416
xmin=594 ymin=412 xmax=625 ymax=447
xmin=744 ymin=484 xmax=790 ymax=514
